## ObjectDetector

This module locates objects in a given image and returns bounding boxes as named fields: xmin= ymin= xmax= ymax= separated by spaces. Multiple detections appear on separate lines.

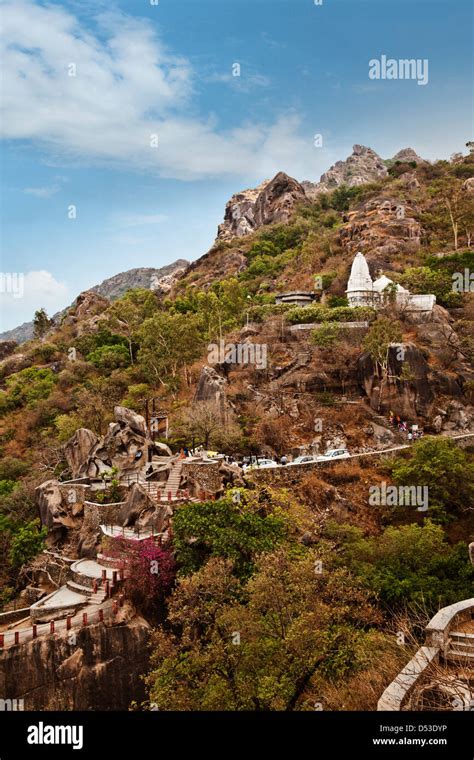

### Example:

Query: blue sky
xmin=1 ymin=0 xmax=472 ymax=331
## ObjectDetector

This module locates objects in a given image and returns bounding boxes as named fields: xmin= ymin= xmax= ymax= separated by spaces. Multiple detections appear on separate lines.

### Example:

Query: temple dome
xmin=346 ymin=251 xmax=373 ymax=294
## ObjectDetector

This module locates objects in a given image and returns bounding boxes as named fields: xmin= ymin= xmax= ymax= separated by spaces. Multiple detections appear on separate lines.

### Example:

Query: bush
xmin=173 ymin=495 xmax=289 ymax=578
xmin=286 ymin=305 xmax=375 ymax=325
xmin=0 ymin=457 xmax=28 ymax=480
xmin=391 ymin=436 xmax=474 ymax=519
xmin=87 ymin=344 xmax=130 ymax=370
xmin=9 ymin=519 xmax=47 ymax=568
xmin=4 ymin=367 xmax=57 ymax=410
xmin=327 ymin=520 xmax=474 ymax=611
xmin=312 ymin=323 xmax=344 ymax=347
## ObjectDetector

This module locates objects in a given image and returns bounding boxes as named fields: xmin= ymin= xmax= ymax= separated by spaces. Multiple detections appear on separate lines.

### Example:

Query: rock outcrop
xmin=0 ymin=604 xmax=151 ymax=710
xmin=390 ymin=148 xmax=427 ymax=165
xmin=64 ymin=407 xmax=163 ymax=479
xmin=217 ymin=172 xmax=306 ymax=241
xmin=194 ymin=365 xmax=228 ymax=405
xmin=340 ymin=196 xmax=422 ymax=257
xmin=358 ymin=343 xmax=435 ymax=420
xmin=303 ymin=145 xmax=389 ymax=198
xmin=36 ymin=480 xmax=88 ymax=540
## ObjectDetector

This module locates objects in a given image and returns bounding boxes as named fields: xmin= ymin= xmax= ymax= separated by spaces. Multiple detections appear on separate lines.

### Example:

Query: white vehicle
xmin=288 ymin=455 xmax=319 ymax=466
xmin=316 ymin=448 xmax=350 ymax=462
xmin=243 ymin=458 xmax=278 ymax=472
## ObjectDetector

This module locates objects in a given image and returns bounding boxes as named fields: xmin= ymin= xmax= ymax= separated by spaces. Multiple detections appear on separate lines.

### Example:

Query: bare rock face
xmin=217 ymin=172 xmax=305 ymax=241
xmin=116 ymin=482 xmax=167 ymax=529
xmin=65 ymin=428 xmax=100 ymax=479
xmin=0 ymin=605 xmax=151 ymax=710
xmin=252 ymin=172 xmax=306 ymax=227
xmin=64 ymin=407 xmax=154 ymax=480
xmin=194 ymin=365 xmax=227 ymax=404
xmin=36 ymin=480 xmax=89 ymax=542
xmin=340 ymin=196 xmax=422 ymax=257
xmin=114 ymin=406 xmax=147 ymax=437
xmin=462 ymin=177 xmax=474 ymax=194
xmin=321 ymin=144 xmax=388 ymax=189
xmin=62 ymin=290 xmax=110 ymax=337
xmin=358 ymin=343 xmax=435 ymax=420
xmin=303 ymin=145 xmax=388 ymax=198
xmin=217 ymin=179 xmax=268 ymax=240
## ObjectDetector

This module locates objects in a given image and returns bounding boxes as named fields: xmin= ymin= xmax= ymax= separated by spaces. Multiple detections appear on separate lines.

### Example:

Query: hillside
xmin=0 ymin=144 xmax=473 ymax=713
xmin=0 ymin=259 xmax=189 ymax=345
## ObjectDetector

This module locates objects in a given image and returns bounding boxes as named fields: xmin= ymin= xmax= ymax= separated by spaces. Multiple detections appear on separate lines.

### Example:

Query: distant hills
xmin=0 ymin=260 xmax=189 ymax=344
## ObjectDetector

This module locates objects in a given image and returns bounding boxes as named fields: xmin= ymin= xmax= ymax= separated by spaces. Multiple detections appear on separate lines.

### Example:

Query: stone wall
xmin=0 ymin=604 xmax=151 ymax=710
xmin=182 ymin=460 xmax=223 ymax=496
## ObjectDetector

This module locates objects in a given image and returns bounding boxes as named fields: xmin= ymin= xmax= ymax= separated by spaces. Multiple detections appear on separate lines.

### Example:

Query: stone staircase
xmin=447 ymin=631 xmax=474 ymax=662
xmin=165 ymin=459 xmax=183 ymax=499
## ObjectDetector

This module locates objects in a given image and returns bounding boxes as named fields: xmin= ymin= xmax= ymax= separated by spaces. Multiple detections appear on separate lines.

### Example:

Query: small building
xmin=275 ymin=291 xmax=317 ymax=307
xmin=346 ymin=252 xmax=435 ymax=313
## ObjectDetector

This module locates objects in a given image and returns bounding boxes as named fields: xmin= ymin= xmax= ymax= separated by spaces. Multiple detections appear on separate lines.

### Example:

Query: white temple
xmin=346 ymin=252 xmax=436 ymax=313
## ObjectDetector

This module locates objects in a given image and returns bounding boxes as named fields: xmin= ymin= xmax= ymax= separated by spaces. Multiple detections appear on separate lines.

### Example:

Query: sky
xmin=0 ymin=0 xmax=472 ymax=331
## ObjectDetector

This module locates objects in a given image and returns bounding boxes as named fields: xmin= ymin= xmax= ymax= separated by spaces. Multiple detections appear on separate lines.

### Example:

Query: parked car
xmin=288 ymin=455 xmax=319 ymax=466
xmin=316 ymin=448 xmax=350 ymax=462
xmin=243 ymin=458 xmax=279 ymax=472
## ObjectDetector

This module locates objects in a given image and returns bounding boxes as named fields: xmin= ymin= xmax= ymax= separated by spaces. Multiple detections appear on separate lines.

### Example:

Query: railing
xmin=0 ymin=593 xmax=126 ymax=650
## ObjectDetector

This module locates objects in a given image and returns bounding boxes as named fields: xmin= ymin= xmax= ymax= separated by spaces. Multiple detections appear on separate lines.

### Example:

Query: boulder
xmin=358 ymin=343 xmax=435 ymax=419
xmin=114 ymin=406 xmax=147 ymax=437
xmin=36 ymin=480 xmax=88 ymax=540
xmin=117 ymin=483 xmax=156 ymax=527
xmin=65 ymin=428 xmax=99 ymax=479
xmin=194 ymin=365 xmax=227 ymax=404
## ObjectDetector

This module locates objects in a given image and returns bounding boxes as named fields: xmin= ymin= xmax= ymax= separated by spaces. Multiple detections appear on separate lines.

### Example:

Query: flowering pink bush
xmin=106 ymin=537 xmax=175 ymax=612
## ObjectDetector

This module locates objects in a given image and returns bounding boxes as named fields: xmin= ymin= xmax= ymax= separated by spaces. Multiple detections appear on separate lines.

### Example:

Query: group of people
xmin=388 ymin=411 xmax=424 ymax=442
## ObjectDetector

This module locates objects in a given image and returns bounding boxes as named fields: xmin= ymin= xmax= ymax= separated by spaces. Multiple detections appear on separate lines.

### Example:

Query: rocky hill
xmin=0 ymin=142 xmax=473 ymax=715
xmin=217 ymin=144 xmax=428 ymax=240
xmin=0 ymin=260 xmax=189 ymax=345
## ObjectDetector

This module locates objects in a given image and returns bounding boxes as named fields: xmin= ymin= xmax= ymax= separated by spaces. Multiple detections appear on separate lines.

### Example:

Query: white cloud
xmin=0 ymin=1 xmax=318 ymax=181
xmin=24 ymin=185 xmax=61 ymax=198
xmin=0 ymin=270 xmax=70 ymax=332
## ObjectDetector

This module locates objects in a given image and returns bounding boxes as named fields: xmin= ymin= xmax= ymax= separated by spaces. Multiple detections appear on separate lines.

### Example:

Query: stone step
xmin=450 ymin=631 xmax=474 ymax=640
xmin=66 ymin=580 xmax=92 ymax=596
xmin=448 ymin=639 xmax=474 ymax=651
xmin=447 ymin=649 xmax=474 ymax=661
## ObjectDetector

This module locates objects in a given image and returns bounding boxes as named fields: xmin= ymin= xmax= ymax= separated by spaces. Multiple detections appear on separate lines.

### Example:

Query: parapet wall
xmin=377 ymin=598 xmax=474 ymax=711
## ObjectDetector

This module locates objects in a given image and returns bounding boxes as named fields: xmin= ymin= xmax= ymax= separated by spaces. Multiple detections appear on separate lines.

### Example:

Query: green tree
xmin=327 ymin=520 xmax=474 ymax=610
xmin=172 ymin=494 xmax=289 ymax=578
xmin=430 ymin=176 xmax=470 ymax=250
xmin=33 ymin=308 xmax=54 ymax=340
xmin=144 ymin=548 xmax=380 ymax=711
xmin=391 ymin=436 xmax=474 ymax=518
xmin=87 ymin=344 xmax=130 ymax=370
xmin=106 ymin=289 xmax=158 ymax=364
xmin=9 ymin=519 xmax=47 ymax=568
xmin=137 ymin=311 xmax=204 ymax=390
xmin=362 ymin=317 xmax=403 ymax=410
xmin=399 ymin=266 xmax=460 ymax=307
